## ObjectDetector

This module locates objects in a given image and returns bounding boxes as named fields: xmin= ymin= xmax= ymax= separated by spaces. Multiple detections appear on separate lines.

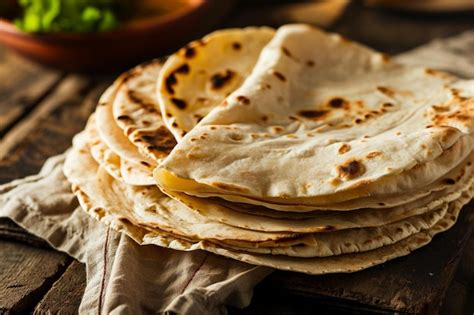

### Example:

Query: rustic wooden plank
xmin=331 ymin=2 xmax=474 ymax=54
xmin=0 ymin=75 xmax=109 ymax=184
xmin=450 ymin=213 xmax=474 ymax=288
xmin=260 ymin=207 xmax=473 ymax=314
xmin=0 ymin=218 xmax=50 ymax=249
xmin=441 ymin=217 xmax=474 ymax=315
xmin=32 ymin=214 xmax=474 ymax=315
xmin=34 ymin=260 xmax=86 ymax=315
xmin=440 ymin=281 xmax=474 ymax=315
xmin=0 ymin=46 xmax=63 ymax=136
xmin=1 ymin=3 xmax=474 ymax=314
xmin=0 ymin=240 xmax=71 ymax=314
xmin=0 ymin=74 xmax=108 ymax=314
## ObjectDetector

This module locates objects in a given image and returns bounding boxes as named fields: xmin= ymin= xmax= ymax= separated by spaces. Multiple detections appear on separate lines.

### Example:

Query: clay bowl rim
xmin=0 ymin=0 xmax=209 ymax=43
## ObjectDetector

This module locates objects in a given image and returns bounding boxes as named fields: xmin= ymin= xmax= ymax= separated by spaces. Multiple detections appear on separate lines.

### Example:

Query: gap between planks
xmin=33 ymin=260 xmax=86 ymax=315
xmin=0 ymin=74 xmax=66 ymax=140
xmin=0 ymin=240 xmax=73 ymax=313
xmin=0 ymin=46 xmax=64 ymax=137
xmin=0 ymin=76 xmax=110 ymax=182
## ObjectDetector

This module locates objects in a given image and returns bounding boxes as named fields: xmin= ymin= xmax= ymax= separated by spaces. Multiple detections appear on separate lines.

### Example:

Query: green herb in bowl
xmin=14 ymin=0 xmax=128 ymax=33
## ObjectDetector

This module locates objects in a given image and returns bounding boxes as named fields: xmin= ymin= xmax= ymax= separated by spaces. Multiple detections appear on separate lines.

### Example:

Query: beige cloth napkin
xmin=0 ymin=155 xmax=271 ymax=314
xmin=1 ymin=30 xmax=474 ymax=315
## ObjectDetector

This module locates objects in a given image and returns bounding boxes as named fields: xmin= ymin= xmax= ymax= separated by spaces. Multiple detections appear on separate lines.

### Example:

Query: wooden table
xmin=1 ymin=2 xmax=474 ymax=314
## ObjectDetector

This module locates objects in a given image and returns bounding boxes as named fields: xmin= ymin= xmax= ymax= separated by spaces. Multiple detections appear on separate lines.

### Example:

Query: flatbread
xmin=157 ymin=27 xmax=275 ymax=140
xmin=88 ymin=107 xmax=474 ymax=234
xmin=95 ymin=81 xmax=155 ymax=166
xmin=155 ymin=24 xmax=474 ymax=208
xmin=112 ymin=59 xmax=177 ymax=162
xmin=162 ymin=162 xmax=472 ymax=233
xmin=65 ymin=131 xmax=307 ymax=245
xmin=63 ymin=24 xmax=474 ymax=274
xmin=86 ymin=111 xmax=474 ymax=235
xmin=206 ymin=191 xmax=470 ymax=274
xmin=157 ymin=133 xmax=474 ymax=210
xmin=86 ymin=115 xmax=154 ymax=186
xmin=64 ymin=131 xmax=471 ymax=258
xmin=71 ymin=159 xmax=472 ymax=272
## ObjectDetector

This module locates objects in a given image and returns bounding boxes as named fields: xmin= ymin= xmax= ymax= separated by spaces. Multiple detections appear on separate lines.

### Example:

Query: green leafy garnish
xmin=14 ymin=0 xmax=123 ymax=33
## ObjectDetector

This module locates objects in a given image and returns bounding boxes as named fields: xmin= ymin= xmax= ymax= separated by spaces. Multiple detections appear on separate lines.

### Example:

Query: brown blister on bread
xmin=451 ymin=88 xmax=468 ymax=101
xmin=182 ymin=45 xmax=196 ymax=58
xmin=366 ymin=151 xmax=382 ymax=159
xmin=281 ymin=46 xmax=300 ymax=62
xmin=236 ymin=95 xmax=251 ymax=105
xmin=194 ymin=114 xmax=204 ymax=123
xmin=272 ymin=71 xmax=286 ymax=82
xmin=298 ymin=110 xmax=328 ymax=120
xmin=232 ymin=42 xmax=242 ymax=50
xmin=229 ymin=133 xmax=243 ymax=141
xmin=338 ymin=143 xmax=351 ymax=154
xmin=171 ymin=98 xmax=187 ymax=110
xmin=117 ymin=115 xmax=131 ymax=122
xmin=329 ymin=177 xmax=342 ymax=186
xmin=210 ymin=70 xmax=236 ymax=90
xmin=376 ymin=86 xmax=395 ymax=97
xmin=211 ymin=182 xmax=250 ymax=193
xmin=327 ymin=97 xmax=348 ymax=109
xmin=337 ymin=159 xmax=366 ymax=180
xmin=126 ymin=90 xmax=158 ymax=114
xmin=281 ymin=46 xmax=292 ymax=57
xmin=271 ymin=126 xmax=284 ymax=133
xmin=136 ymin=127 xmax=177 ymax=157
xmin=431 ymin=104 xmax=450 ymax=112
xmin=140 ymin=161 xmax=151 ymax=168
xmin=443 ymin=178 xmax=456 ymax=185
xmin=165 ymin=64 xmax=190 ymax=94
xmin=430 ymin=99 xmax=474 ymax=130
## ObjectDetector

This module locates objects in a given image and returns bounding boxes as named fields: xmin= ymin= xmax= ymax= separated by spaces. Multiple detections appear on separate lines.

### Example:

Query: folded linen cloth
xmin=1 ymin=30 xmax=474 ymax=315
xmin=0 ymin=155 xmax=271 ymax=314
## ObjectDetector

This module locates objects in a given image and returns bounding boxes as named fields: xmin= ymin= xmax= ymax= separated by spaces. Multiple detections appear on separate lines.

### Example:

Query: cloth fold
xmin=0 ymin=155 xmax=272 ymax=314
xmin=1 ymin=29 xmax=474 ymax=314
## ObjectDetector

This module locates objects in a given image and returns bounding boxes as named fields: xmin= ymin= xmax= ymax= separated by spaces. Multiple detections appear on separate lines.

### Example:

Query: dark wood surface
xmin=1 ymin=2 xmax=474 ymax=314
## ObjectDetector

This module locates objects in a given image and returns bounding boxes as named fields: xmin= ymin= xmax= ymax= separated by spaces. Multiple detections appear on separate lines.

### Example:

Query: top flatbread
xmin=155 ymin=24 xmax=474 ymax=208
xmin=157 ymin=27 xmax=275 ymax=140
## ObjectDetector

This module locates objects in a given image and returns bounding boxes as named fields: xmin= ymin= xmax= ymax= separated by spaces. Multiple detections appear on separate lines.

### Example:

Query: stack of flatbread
xmin=63 ymin=24 xmax=474 ymax=274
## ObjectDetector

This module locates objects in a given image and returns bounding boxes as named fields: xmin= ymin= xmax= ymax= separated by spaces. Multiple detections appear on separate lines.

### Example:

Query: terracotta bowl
xmin=0 ymin=0 xmax=232 ymax=72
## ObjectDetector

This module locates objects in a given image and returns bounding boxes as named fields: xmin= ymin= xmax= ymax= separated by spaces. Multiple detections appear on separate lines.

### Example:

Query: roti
xmin=155 ymin=25 xmax=474 ymax=209
xmin=112 ymin=59 xmax=177 ymax=162
xmin=157 ymin=27 xmax=275 ymax=140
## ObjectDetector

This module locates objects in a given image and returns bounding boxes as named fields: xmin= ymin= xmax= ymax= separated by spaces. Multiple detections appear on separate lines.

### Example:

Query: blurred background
xmin=0 ymin=0 xmax=473 ymax=72
xmin=1 ymin=2 xmax=474 ymax=314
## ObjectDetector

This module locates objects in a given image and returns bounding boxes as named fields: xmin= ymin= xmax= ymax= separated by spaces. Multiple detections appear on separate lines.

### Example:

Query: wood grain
xmin=0 ymin=240 xmax=71 ymax=314
xmin=34 ymin=260 xmax=86 ymax=315
xmin=0 ymin=74 xmax=108 ymax=313
xmin=0 ymin=47 xmax=62 ymax=136
xmin=0 ymin=76 xmax=109 ymax=184
xmin=331 ymin=2 xmax=474 ymax=54
xmin=0 ymin=2 xmax=473 ymax=314
xmin=440 ymin=215 xmax=474 ymax=315
xmin=258 ymin=208 xmax=474 ymax=314
xmin=0 ymin=218 xmax=50 ymax=249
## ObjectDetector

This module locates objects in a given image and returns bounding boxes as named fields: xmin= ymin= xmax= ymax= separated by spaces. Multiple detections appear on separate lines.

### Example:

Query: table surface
xmin=1 ymin=2 xmax=474 ymax=314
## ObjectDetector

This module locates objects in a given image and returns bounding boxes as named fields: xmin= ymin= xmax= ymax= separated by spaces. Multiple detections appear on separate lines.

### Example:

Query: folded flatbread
xmin=155 ymin=25 xmax=474 ymax=209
